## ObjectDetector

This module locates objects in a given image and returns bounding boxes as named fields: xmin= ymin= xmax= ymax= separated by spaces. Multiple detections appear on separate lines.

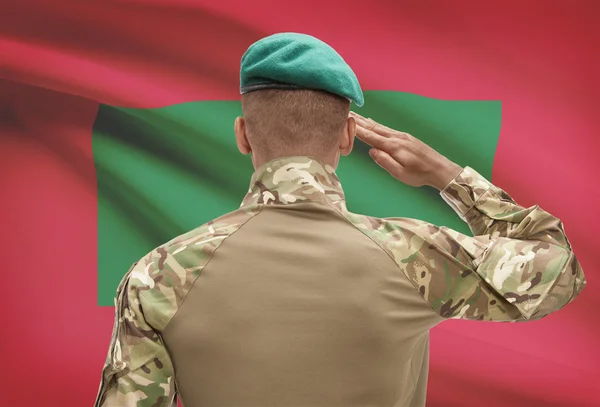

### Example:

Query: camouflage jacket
xmin=94 ymin=156 xmax=586 ymax=407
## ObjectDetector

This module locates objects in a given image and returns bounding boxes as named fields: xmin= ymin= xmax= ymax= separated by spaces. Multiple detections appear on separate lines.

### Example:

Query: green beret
xmin=240 ymin=33 xmax=364 ymax=107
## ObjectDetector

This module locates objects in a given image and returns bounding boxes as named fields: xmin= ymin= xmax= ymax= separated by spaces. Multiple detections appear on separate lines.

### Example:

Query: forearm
xmin=439 ymin=166 xmax=572 ymax=248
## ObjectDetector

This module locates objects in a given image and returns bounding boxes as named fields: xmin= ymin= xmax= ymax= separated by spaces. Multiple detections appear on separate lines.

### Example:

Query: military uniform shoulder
xmin=343 ymin=211 xmax=486 ymax=268
xmin=344 ymin=211 xmax=433 ymax=241
xmin=339 ymin=211 xmax=490 ymax=313
xmin=162 ymin=206 xmax=261 ymax=255
xmin=123 ymin=206 xmax=262 ymax=330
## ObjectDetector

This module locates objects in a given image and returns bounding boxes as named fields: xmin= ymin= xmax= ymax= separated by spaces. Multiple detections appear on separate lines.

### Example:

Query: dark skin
xmin=234 ymin=110 xmax=462 ymax=192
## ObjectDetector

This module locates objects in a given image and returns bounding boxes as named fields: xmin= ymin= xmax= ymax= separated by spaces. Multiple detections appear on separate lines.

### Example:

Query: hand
xmin=350 ymin=112 xmax=463 ymax=190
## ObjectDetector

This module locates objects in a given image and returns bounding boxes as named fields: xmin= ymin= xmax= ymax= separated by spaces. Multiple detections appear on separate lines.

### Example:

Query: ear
xmin=234 ymin=117 xmax=251 ymax=155
xmin=339 ymin=115 xmax=356 ymax=156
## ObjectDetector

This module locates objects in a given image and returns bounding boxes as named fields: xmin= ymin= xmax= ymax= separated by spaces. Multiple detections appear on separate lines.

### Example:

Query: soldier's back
xmin=114 ymin=156 xmax=584 ymax=407
xmin=162 ymin=196 xmax=438 ymax=407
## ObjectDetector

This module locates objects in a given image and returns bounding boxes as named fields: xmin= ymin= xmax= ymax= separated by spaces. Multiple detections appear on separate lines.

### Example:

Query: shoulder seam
xmin=141 ymin=205 xmax=266 ymax=332
xmin=326 ymin=204 xmax=444 ymax=319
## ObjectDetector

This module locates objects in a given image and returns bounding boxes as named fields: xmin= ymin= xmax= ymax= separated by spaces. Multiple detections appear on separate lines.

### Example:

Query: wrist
xmin=429 ymin=161 xmax=463 ymax=191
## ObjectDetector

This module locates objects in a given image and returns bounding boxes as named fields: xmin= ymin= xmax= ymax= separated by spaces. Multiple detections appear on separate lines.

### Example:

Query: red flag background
xmin=1 ymin=1 xmax=599 ymax=406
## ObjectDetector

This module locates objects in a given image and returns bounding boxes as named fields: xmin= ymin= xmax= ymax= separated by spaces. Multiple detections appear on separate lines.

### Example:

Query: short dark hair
xmin=241 ymin=89 xmax=350 ymax=159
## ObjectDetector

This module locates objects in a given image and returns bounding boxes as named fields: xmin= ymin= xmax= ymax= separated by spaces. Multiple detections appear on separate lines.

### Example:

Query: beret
xmin=240 ymin=33 xmax=364 ymax=107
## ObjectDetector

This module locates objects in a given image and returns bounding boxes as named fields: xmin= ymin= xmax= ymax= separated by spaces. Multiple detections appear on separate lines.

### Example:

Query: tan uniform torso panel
xmin=163 ymin=202 xmax=440 ymax=407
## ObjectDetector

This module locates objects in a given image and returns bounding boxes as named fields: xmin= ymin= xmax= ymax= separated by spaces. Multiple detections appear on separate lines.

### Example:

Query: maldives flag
xmin=1 ymin=1 xmax=598 ymax=407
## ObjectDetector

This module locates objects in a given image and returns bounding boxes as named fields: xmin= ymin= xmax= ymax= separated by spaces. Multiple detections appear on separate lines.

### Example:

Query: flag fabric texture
xmin=1 ymin=1 xmax=598 ymax=407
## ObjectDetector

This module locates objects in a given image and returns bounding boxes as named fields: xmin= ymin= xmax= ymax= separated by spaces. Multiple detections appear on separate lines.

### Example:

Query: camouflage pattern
xmin=95 ymin=207 xmax=261 ymax=406
xmin=96 ymin=155 xmax=586 ymax=405
xmin=241 ymin=157 xmax=585 ymax=321
xmin=436 ymin=166 xmax=586 ymax=319
xmin=240 ymin=156 xmax=346 ymax=211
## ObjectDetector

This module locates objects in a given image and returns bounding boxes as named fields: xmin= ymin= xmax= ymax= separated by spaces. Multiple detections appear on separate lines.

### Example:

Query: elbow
xmin=527 ymin=252 xmax=586 ymax=320
xmin=555 ymin=252 xmax=587 ymax=306
xmin=564 ymin=254 xmax=587 ymax=302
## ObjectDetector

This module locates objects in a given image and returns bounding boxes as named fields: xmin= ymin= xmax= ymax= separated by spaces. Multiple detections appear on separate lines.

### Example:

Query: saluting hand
xmin=350 ymin=112 xmax=463 ymax=191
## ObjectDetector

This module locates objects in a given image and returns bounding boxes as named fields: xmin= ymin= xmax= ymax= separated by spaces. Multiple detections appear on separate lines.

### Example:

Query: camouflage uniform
xmin=95 ymin=156 xmax=586 ymax=407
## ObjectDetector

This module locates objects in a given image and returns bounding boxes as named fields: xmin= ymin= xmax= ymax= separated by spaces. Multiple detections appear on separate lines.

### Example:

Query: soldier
xmin=95 ymin=33 xmax=586 ymax=407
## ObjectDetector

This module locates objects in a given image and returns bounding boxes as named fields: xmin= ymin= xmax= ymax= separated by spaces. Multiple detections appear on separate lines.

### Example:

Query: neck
xmin=251 ymin=151 xmax=339 ymax=170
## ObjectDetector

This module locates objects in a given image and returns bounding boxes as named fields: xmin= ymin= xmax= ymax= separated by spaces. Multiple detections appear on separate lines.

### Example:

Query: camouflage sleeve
xmin=381 ymin=166 xmax=586 ymax=322
xmin=94 ymin=263 xmax=177 ymax=407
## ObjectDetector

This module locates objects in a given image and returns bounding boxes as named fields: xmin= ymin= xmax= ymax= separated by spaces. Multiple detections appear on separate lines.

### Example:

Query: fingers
xmin=350 ymin=112 xmax=386 ymax=135
xmin=355 ymin=124 xmax=395 ymax=151
xmin=350 ymin=112 xmax=414 ymax=142
xmin=351 ymin=112 xmax=396 ymax=150
xmin=369 ymin=148 xmax=404 ymax=179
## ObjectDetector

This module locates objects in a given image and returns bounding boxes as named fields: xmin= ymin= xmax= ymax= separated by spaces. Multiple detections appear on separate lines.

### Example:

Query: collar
xmin=240 ymin=156 xmax=346 ymax=211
